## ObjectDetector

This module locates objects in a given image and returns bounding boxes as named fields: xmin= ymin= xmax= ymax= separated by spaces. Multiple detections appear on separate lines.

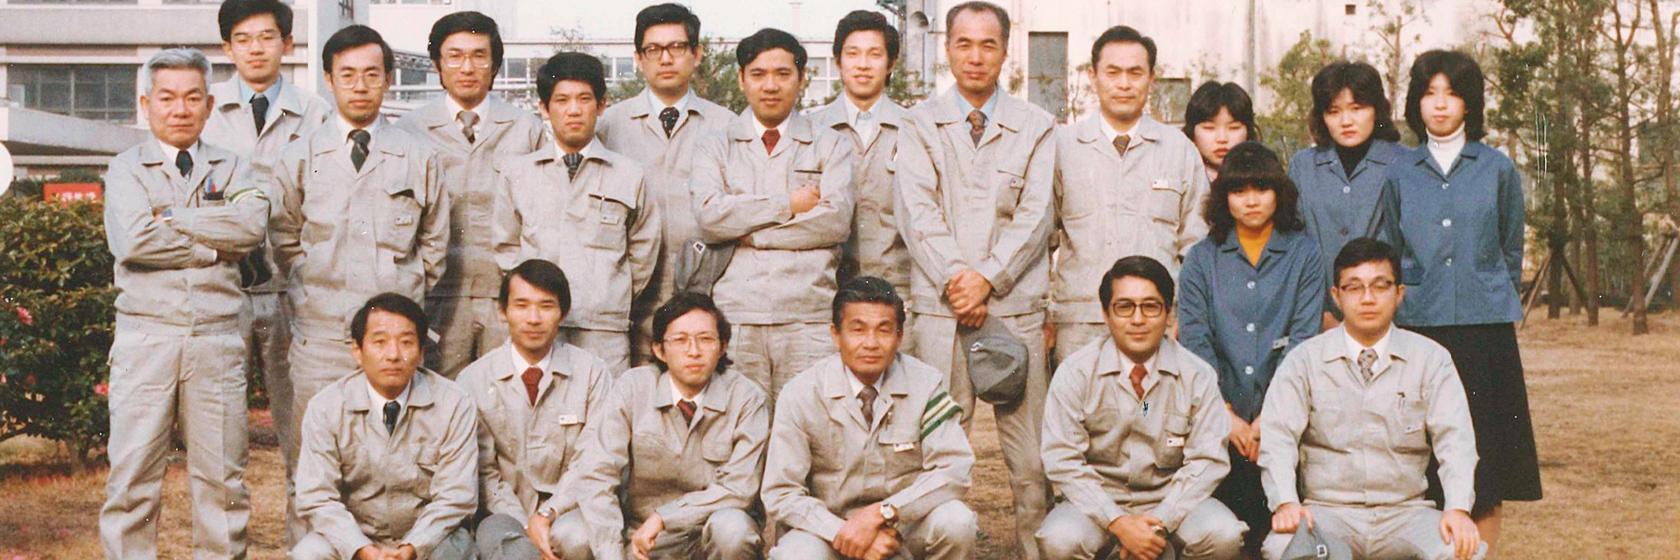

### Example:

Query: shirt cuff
xmin=192 ymin=244 xmax=218 ymax=267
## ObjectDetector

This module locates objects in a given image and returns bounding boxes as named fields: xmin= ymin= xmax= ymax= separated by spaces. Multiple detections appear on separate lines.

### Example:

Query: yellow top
xmin=1236 ymin=222 xmax=1273 ymax=267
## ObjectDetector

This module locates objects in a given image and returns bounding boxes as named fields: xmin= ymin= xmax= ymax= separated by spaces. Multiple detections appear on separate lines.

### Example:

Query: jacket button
xmin=1442 ymin=218 xmax=1453 ymax=227
xmin=1244 ymin=366 xmax=1254 ymax=375
xmin=1245 ymin=323 xmax=1256 ymax=332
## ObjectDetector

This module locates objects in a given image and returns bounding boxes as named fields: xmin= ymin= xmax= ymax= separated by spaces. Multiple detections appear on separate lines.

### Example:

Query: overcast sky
xmin=514 ymin=0 xmax=881 ymax=40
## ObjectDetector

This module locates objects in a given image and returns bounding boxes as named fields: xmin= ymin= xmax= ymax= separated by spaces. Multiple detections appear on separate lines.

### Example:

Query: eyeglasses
xmin=1338 ymin=279 xmax=1397 ymax=297
xmin=442 ymin=52 xmax=493 ymax=69
xmin=639 ymin=41 xmax=693 ymax=60
xmin=661 ymin=334 xmax=721 ymax=350
xmin=332 ymin=70 xmax=388 ymax=88
xmin=229 ymin=31 xmax=282 ymax=50
xmin=1109 ymin=300 xmax=1166 ymax=318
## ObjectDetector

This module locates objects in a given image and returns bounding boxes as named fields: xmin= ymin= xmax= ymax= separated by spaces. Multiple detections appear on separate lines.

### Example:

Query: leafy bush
xmin=0 ymin=196 xmax=116 ymax=470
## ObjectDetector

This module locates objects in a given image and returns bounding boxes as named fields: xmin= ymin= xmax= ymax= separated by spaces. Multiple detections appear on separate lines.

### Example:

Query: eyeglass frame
xmin=1107 ymin=299 xmax=1168 ymax=318
xmin=638 ymin=41 xmax=696 ymax=60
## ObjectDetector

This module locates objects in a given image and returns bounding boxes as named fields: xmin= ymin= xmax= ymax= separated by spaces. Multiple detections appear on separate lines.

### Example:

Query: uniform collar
xmin=1096 ymin=336 xmax=1187 ymax=379
xmin=155 ymin=139 xmax=202 ymax=167
xmin=365 ymin=377 xmax=413 ymax=412
xmin=645 ymin=87 xmax=694 ymax=116
xmin=509 ymin=343 xmax=553 ymax=377
xmin=951 ymin=86 xmax=1000 ymax=122
xmin=1343 ymin=325 xmax=1394 ymax=366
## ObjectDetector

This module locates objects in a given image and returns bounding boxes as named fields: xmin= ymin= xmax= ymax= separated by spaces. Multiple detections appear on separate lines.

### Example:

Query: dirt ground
xmin=3 ymin=311 xmax=1679 ymax=558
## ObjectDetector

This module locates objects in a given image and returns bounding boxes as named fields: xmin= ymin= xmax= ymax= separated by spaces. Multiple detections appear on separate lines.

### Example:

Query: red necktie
xmin=762 ymin=128 xmax=780 ymax=155
xmin=677 ymin=399 xmax=697 ymax=423
xmin=1129 ymin=364 xmax=1148 ymax=399
xmin=521 ymin=367 xmax=542 ymax=405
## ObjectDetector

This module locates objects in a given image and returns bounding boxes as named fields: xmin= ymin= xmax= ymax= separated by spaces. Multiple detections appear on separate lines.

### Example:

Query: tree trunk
xmin=1610 ymin=1 xmax=1648 ymax=334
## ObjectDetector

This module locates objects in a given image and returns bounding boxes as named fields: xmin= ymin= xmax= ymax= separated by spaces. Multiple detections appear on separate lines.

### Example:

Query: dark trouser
xmin=1214 ymin=447 xmax=1270 ymax=553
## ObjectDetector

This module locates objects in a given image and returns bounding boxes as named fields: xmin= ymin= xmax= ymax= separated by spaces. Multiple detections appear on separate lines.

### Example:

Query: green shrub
xmin=0 ymin=196 xmax=116 ymax=470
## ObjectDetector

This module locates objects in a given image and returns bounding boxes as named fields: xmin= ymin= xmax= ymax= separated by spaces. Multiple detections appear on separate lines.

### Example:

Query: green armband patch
xmin=227 ymin=187 xmax=268 ymax=204
xmin=920 ymin=390 xmax=961 ymax=441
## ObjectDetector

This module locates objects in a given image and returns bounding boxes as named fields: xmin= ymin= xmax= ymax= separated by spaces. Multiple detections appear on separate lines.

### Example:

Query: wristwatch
xmin=879 ymin=503 xmax=898 ymax=527
xmin=537 ymin=505 xmax=557 ymax=520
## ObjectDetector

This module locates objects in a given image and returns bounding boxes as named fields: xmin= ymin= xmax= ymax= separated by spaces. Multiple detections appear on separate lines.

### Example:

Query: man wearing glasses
xmin=400 ymin=11 xmax=546 ymax=379
xmin=1038 ymin=256 xmax=1246 ymax=560
xmin=596 ymin=3 xmax=735 ymax=366
xmin=270 ymin=24 xmax=450 ymax=541
xmin=1258 ymin=238 xmax=1483 ymax=560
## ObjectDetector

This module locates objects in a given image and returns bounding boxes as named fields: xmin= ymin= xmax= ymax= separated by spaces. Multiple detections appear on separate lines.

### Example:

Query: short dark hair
xmin=1099 ymin=256 xmax=1176 ymax=309
xmin=427 ymin=11 xmax=504 ymax=76
xmin=1090 ymin=25 xmax=1156 ymax=71
xmin=536 ymin=51 xmax=607 ymax=103
xmin=1333 ymin=237 xmax=1402 ymax=285
xmin=833 ymin=10 xmax=900 ymax=66
xmin=1404 ymin=49 xmax=1486 ymax=141
xmin=634 ymin=3 xmax=702 ymax=51
xmin=1182 ymin=81 xmax=1260 ymax=141
xmin=1205 ymin=141 xmax=1306 ymax=243
xmin=945 ymin=1 xmax=1011 ymax=43
xmin=831 ymin=276 xmax=906 ymax=330
xmin=1308 ymin=61 xmax=1401 ymax=147
xmin=321 ymin=24 xmax=394 ymax=74
xmin=217 ymin=0 xmax=294 ymax=42
xmin=350 ymin=292 xmax=427 ymax=347
xmin=736 ymin=28 xmax=807 ymax=74
xmin=498 ymin=259 xmax=572 ymax=315
xmin=650 ymin=292 xmax=735 ymax=374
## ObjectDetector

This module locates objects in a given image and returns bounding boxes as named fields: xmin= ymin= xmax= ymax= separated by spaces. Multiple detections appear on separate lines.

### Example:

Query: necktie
xmin=967 ymin=110 xmax=986 ymax=146
xmin=349 ymin=129 xmax=370 ymax=172
xmin=659 ymin=107 xmax=680 ymax=137
xmin=521 ymin=366 xmax=542 ymax=406
xmin=1358 ymin=348 xmax=1378 ymax=381
xmin=174 ymin=149 xmax=193 ymax=179
xmin=859 ymin=384 xmax=879 ymax=425
xmin=1113 ymin=134 xmax=1132 ymax=159
xmin=677 ymin=399 xmax=698 ymax=423
xmin=562 ymin=152 xmax=584 ymax=181
xmin=382 ymin=401 xmax=400 ymax=434
xmin=1129 ymin=364 xmax=1148 ymax=399
xmin=458 ymin=110 xmax=479 ymax=144
xmin=250 ymin=93 xmax=269 ymax=135
xmin=762 ymin=128 xmax=781 ymax=155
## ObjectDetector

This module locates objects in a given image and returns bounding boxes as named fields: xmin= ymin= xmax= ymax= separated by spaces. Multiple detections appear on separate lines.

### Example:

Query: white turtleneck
xmin=1426 ymin=125 xmax=1467 ymax=173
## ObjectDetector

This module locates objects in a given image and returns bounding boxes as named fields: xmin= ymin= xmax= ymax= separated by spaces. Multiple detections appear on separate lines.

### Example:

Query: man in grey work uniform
xmin=1049 ymin=26 xmax=1208 ymax=363
xmin=596 ymin=3 xmax=735 ymax=366
xmin=100 ymin=47 xmax=270 ymax=559
xmin=271 ymin=25 xmax=449 ymax=540
xmin=689 ymin=28 xmax=855 ymax=404
xmin=1038 ymin=256 xmax=1245 ymax=560
xmin=1259 ymin=238 xmax=1484 ymax=560
xmin=399 ymin=11 xmax=546 ymax=378
xmin=893 ymin=3 xmax=1055 ymax=557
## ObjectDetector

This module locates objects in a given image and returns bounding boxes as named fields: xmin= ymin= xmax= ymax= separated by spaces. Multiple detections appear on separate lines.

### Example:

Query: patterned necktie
xmin=174 ymin=149 xmax=193 ymax=179
xmin=1129 ymin=364 xmax=1148 ymax=399
xmin=349 ymin=129 xmax=370 ymax=171
xmin=859 ymin=384 xmax=879 ymax=425
xmin=459 ymin=110 xmax=479 ymax=144
xmin=521 ymin=366 xmax=542 ymax=405
xmin=659 ymin=107 xmax=680 ymax=137
xmin=382 ymin=401 xmax=400 ymax=434
xmin=967 ymin=110 xmax=986 ymax=145
xmin=1113 ymin=134 xmax=1132 ymax=159
xmin=562 ymin=152 xmax=584 ymax=181
xmin=250 ymin=93 xmax=269 ymax=135
xmin=677 ymin=399 xmax=698 ymax=423
xmin=1358 ymin=348 xmax=1378 ymax=381
xmin=762 ymin=128 xmax=781 ymax=155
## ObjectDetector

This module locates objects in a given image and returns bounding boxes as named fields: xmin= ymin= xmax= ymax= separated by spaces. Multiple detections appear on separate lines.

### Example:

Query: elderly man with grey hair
xmin=100 ymin=46 xmax=271 ymax=558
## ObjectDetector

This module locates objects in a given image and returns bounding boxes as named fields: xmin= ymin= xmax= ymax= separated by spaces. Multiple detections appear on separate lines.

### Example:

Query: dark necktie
xmin=521 ymin=366 xmax=542 ymax=405
xmin=677 ymin=399 xmax=698 ymax=423
xmin=562 ymin=152 xmax=583 ymax=181
xmin=1129 ymin=364 xmax=1148 ymax=399
xmin=174 ymin=149 xmax=193 ymax=179
xmin=349 ymin=129 xmax=370 ymax=172
xmin=967 ymin=110 xmax=986 ymax=146
xmin=459 ymin=110 xmax=479 ymax=144
xmin=1113 ymin=134 xmax=1132 ymax=159
xmin=859 ymin=384 xmax=879 ymax=425
xmin=1358 ymin=348 xmax=1378 ymax=382
xmin=251 ymin=93 xmax=269 ymax=135
xmin=382 ymin=401 xmax=400 ymax=434
xmin=659 ymin=107 xmax=680 ymax=138
xmin=762 ymin=128 xmax=780 ymax=155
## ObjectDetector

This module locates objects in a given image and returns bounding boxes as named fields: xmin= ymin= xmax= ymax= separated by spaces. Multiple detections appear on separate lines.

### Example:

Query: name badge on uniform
xmin=395 ymin=214 xmax=415 ymax=226
xmin=893 ymin=442 xmax=916 ymax=452
xmin=1151 ymin=178 xmax=1170 ymax=190
xmin=1164 ymin=436 xmax=1185 ymax=447
xmin=1272 ymin=337 xmax=1289 ymax=351
xmin=557 ymin=415 xmax=582 ymax=426
xmin=600 ymin=214 xmax=622 ymax=225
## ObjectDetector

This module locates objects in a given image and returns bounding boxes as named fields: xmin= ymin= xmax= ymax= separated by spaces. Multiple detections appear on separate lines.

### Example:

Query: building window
xmin=8 ymin=65 xmax=138 ymax=123
xmin=339 ymin=0 xmax=355 ymax=19
xmin=1345 ymin=3 xmax=1357 ymax=15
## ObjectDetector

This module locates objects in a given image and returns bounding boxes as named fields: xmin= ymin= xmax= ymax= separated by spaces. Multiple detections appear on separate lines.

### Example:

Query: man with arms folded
xmin=1038 ymin=256 xmax=1244 ymax=560
xmin=1259 ymin=238 xmax=1483 ymax=560
xmin=762 ymin=277 xmax=978 ymax=560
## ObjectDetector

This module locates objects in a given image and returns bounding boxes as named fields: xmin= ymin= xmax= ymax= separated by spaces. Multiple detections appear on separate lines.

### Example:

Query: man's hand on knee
xmin=834 ymin=504 xmax=889 ymax=559
xmin=862 ymin=527 xmax=901 ymax=560
xmin=630 ymin=513 xmax=665 ymax=560
xmin=525 ymin=511 xmax=561 ymax=560
xmin=1108 ymin=514 xmax=1166 ymax=560
xmin=1271 ymin=502 xmax=1313 ymax=534
xmin=1439 ymin=509 xmax=1480 ymax=560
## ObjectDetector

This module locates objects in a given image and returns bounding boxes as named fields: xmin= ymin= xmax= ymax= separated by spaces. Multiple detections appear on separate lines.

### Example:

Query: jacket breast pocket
xmin=587 ymin=195 xmax=631 ymax=252
xmin=995 ymin=168 xmax=1026 ymax=216
xmin=380 ymin=192 xmax=422 ymax=256
xmin=1086 ymin=409 xmax=1130 ymax=464
xmin=1153 ymin=412 xmax=1191 ymax=469
xmin=1148 ymin=179 xmax=1185 ymax=226
xmin=1391 ymin=397 xmax=1430 ymax=453
xmin=878 ymin=429 xmax=924 ymax=478
xmin=702 ymin=430 xmax=733 ymax=466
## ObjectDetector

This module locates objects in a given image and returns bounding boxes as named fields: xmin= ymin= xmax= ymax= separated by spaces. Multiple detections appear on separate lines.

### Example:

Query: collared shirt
xmin=1096 ymin=116 xmax=1137 ymax=145
xmin=671 ymin=377 xmax=705 ymax=410
xmin=646 ymin=87 xmax=694 ymax=119
xmin=237 ymin=76 xmax=283 ymax=124
xmin=954 ymin=88 xmax=1000 ymax=123
xmin=843 ymin=95 xmax=882 ymax=146
xmin=1370 ymin=141 xmax=1525 ymax=326
xmin=1177 ymin=228 xmax=1325 ymax=420
xmin=156 ymin=139 xmax=203 ymax=177
xmin=750 ymin=114 xmax=787 ymax=141
xmin=1258 ymin=326 xmax=1478 ymax=513
xmin=1041 ymin=337 xmax=1230 ymax=532
xmin=1291 ymin=140 xmax=1403 ymax=295
xmin=812 ymin=96 xmax=912 ymax=297
xmin=512 ymin=344 xmax=554 ymax=377
xmin=337 ymin=114 xmax=383 ymax=147
xmin=552 ymin=138 xmax=594 ymax=162
xmin=1344 ymin=326 xmax=1393 ymax=367
xmin=365 ymin=379 xmax=413 ymax=417
xmin=445 ymin=94 xmax=480 ymax=122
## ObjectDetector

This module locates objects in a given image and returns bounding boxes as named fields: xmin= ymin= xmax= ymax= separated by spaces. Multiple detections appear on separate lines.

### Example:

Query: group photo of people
xmin=17 ymin=0 xmax=1636 ymax=558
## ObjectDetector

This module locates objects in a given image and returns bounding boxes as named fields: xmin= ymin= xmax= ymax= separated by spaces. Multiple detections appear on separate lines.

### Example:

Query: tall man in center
xmin=690 ymin=28 xmax=855 ymax=403
xmin=894 ymin=2 xmax=1057 ymax=556
xmin=399 ymin=11 xmax=546 ymax=378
